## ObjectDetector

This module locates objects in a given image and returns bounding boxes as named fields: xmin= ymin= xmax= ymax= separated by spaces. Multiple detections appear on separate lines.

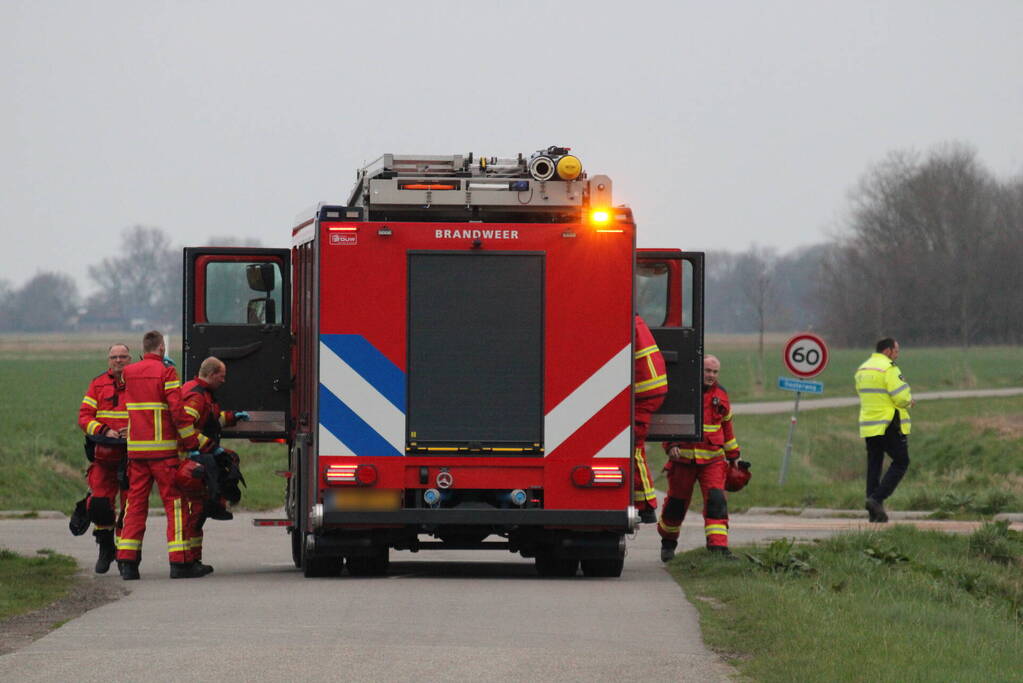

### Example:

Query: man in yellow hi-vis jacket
xmin=855 ymin=338 xmax=914 ymax=523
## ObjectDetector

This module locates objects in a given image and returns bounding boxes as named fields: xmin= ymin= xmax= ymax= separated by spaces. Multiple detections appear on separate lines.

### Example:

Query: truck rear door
xmin=636 ymin=249 xmax=704 ymax=441
xmin=182 ymin=247 xmax=292 ymax=439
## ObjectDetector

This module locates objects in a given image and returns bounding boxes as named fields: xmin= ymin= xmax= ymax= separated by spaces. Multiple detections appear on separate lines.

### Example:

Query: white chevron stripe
xmin=318 ymin=423 xmax=354 ymax=456
xmin=593 ymin=427 xmax=631 ymax=458
xmin=319 ymin=341 xmax=405 ymax=453
xmin=544 ymin=344 xmax=632 ymax=456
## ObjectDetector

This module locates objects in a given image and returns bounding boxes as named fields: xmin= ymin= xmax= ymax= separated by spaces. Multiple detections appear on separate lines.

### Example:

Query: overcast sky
xmin=3 ymin=1 xmax=1022 ymax=294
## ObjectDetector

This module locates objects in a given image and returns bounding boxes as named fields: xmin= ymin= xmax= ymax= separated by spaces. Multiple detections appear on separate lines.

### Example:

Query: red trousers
xmin=633 ymin=397 xmax=663 ymax=510
xmin=185 ymin=497 xmax=206 ymax=563
xmin=86 ymin=458 xmax=125 ymax=533
xmin=116 ymin=457 xmax=189 ymax=563
xmin=657 ymin=458 xmax=730 ymax=548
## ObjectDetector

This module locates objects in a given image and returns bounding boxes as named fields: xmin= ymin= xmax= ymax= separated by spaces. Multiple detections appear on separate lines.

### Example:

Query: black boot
xmin=94 ymin=529 xmax=116 ymax=574
xmin=191 ymin=560 xmax=214 ymax=576
xmin=865 ymin=497 xmax=888 ymax=523
xmin=170 ymin=562 xmax=211 ymax=579
xmin=660 ymin=539 xmax=677 ymax=563
xmin=118 ymin=560 xmax=140 ymax=581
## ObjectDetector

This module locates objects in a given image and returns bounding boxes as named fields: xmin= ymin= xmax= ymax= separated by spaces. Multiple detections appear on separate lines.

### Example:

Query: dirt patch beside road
xmin=0 ymin=578 xmax=128 ymax=655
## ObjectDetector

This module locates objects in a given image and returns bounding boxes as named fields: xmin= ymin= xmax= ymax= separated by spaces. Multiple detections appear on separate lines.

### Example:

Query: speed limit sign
xmin=783 ymin=333 xmax=829 ymax=378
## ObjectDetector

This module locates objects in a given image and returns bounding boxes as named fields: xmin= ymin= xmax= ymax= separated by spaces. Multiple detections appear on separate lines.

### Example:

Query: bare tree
xmin=6 ymin=272 xmax=79 ymax=331
xmin=87 ymin=226 xmax=178 ymax=327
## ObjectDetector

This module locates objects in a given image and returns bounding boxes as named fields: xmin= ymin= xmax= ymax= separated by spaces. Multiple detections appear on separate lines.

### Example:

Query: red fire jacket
xmin=123 ymin=353 xmax=198 ymax=458
xmin=665 ymin=383 xmax=739 ymax=464
xmin=634 ymin=315 xmax=668 ymax=400
xmin=78 ymin=371 xmax=128 ymax=462
xmin=181 ymin=378 xmax=239 ymax=452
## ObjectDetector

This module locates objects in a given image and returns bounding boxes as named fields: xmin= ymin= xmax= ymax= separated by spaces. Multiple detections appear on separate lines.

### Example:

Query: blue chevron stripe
xmin=319 ymin=385 xmax=403 ymax=457
xmin=320 ymin=334 xmax=404 ymax=411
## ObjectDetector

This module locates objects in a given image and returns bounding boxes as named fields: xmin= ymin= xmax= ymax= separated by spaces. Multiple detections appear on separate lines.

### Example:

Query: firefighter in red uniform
xmin=634 ymin=314 xmax=668 ymax=523
xmin=115 ymin=330 xmax=203 ymax=580
xmin=179 ymin=356 xmax=249 ymax=570
xmin=658 ymin=354 xmax=740 ymax=561
xmin=75 ymin=343 xmax=131 ymax=573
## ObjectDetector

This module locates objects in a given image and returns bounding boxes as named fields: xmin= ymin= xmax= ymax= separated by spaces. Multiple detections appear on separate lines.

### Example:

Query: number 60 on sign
xmin=782 ymin=333 xmax=828 ymax=378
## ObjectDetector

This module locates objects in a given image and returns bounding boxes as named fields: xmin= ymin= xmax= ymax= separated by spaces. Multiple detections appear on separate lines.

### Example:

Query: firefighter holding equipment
xmin=74 ymin=343 xmax=131 ymax=573
xmin=633 ymin=314 xmax=668 ymax=523
xmin=658 ymin=355 xmax=740 ymax=561
xmin=855 ymin=337 xmax=913 ymax=523
xmin=179 ymin=357 xmax=248 ymax=571
xmin=115 ymin=330 xmax=202 ymax=580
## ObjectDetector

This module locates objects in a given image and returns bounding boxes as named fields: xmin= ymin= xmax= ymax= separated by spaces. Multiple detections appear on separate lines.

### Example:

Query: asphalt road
xmin=4 ymin=508 xmax=1018 ymax=682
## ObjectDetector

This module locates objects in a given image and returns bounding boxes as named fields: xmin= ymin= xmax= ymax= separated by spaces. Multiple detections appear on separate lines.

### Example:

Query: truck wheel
xmin=580 ymin=556 xmax=625 ymax=578
xmin=347 ymin=545 xmax=389 ymax=577
xmin=303 ymin=555 xmax=342 ymax=577
xmin=291 ymin=527 xmax=302 ymax=568
xmin=535 ymin=551 xmax=579 ymax=577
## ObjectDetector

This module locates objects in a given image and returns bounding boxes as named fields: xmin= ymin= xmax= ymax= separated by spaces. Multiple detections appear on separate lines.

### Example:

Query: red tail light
xmin=571 ymin=465 xmax=623 ymax=488
xmin=325 ymin=464 xmax=378 ymax=486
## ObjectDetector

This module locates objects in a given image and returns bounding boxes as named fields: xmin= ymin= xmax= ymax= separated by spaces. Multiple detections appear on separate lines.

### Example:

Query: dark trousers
xmin=865 ymin=414 xmax=910 ymax=502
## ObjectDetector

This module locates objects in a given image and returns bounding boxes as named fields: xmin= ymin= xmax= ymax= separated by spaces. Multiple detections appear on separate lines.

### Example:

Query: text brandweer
xmin=435 ymin=229 xmax=520 ymax=239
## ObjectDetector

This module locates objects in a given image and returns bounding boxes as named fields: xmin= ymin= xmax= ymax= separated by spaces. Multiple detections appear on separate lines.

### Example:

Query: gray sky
xmin=3 ymin=1 xmax=1022 ymax=294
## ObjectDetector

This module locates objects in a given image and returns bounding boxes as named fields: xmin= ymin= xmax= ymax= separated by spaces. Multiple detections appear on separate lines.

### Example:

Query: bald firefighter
xmin=74 ymin=343 xmax=131 ymax=573
xmin=658 ymin=355 xmax=740 ymax=561
xmin=115 ymin=330 xmax=202 ymax=580
xmin=179 ymin=356 xmax=249 ymax=572
xmin=633 ymin=314 xmax=668 ymax=523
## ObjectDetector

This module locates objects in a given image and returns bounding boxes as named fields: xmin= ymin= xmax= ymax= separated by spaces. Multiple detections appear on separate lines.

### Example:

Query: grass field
xmin=0 ymin=548 xmax=77 ymax=620
xmin=2 ymin=334 xmax=1022 ymax=515
xmin=672 ymin=523 xmax=1023 ymax=681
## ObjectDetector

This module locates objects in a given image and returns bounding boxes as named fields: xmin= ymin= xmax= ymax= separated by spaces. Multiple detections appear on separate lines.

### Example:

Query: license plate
xmin=330 ymin=488 xmax=401 ymax=511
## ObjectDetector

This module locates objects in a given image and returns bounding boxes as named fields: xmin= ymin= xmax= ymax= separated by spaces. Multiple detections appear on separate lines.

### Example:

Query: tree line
xmin=2 ymin=143 xmax=1021 ymax=348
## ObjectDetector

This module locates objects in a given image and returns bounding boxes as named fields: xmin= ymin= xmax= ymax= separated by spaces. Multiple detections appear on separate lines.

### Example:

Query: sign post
xmin=778 ymin=333 xmax=828 ymax=485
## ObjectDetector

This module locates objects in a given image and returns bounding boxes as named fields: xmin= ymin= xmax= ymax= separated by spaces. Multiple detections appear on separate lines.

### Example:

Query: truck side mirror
xmin=247 ymin=297 xmax=276 ymax=325
xmin=246 ymin=263 xmax=276 ymax=292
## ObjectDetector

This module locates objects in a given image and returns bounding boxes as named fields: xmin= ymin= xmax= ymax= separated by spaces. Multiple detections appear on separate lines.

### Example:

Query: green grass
xmin=650 ymin=395 xmax=1023 ymax=514
xmin=0 ymin=350 xmax=288 ymax=513
xmin=670 ymin=523 xmax=1023 ymax=681
xmin=0 ymin=548 xmax=78 ymax=620
xmin=3 ymin=338 xmax=1022 ymax=515
xmin=708 ymin=339 xmax=1023 ymax=402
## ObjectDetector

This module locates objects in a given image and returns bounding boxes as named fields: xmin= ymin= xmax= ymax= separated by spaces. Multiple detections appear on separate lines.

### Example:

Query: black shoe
xmin=94 ymin=530 xmax=116 ymax=574
xmin=865 ymin=498 xmax=888 ymax=523
xmin=191 ymin=561 xmax=214 ymax=576
xmin=639 ymin=508 xmax=657 ymax=524
xmin=170 ymin=562 xmax=212 ymax=579
xmin=708 ymin=546 xmax=737 ymax=560
xmin=660 ymin=540 xmax=677 ymax=563
xmin=206 ymin=506 xmax=233 ymax=521
xmin=118 ymin=560 xmax=140 ymax=581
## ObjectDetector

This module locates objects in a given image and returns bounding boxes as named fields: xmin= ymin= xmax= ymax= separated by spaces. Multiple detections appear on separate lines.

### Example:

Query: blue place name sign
xmin=778 ymin=377 xmax=824 ymax=394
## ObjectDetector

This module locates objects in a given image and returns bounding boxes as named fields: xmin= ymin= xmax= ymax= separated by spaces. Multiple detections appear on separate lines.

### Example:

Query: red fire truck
xmin=182 ymin=149 xmax=704 ymax=577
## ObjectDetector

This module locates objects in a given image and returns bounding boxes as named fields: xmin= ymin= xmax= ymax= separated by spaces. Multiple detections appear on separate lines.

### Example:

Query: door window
xmin=636 ymin=262 xmax=669 ymax=327
xmin=204 ymin=261 xmax=284 ymax=325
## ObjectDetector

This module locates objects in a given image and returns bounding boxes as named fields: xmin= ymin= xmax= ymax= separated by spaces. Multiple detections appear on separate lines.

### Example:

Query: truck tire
xmin=535 ymin=551 xmax=579 ymax=577
xmin=301 ymin=532 xmax=342 ymax=577
xmin=580 ymin=556 xmax=625 ymax=578
xmin=347 ymin=545 xmax=389 ymax=577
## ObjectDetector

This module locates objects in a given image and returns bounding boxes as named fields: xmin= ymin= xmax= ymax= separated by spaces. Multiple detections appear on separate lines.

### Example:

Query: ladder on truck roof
xmin=346 ymin=149 xmax=613 ymax=222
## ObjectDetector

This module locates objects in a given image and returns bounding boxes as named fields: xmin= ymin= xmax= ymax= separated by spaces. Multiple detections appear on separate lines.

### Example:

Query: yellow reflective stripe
xmin=703 ymin=424 xmax=722 ymax=432
xmin=634 ymin=447 xmax=655 ymax=498
xmin=188 ymin=537 xmax=203 ymax=549
xmin=723 ymin=412 xmax=733 ymax=421
xmin=705 ymin=524 xmax=729 ymax=535
xmin=127 ymin=402 xmax=169 ymax=409
xmin=81 ymin=395 xmax=98 ymax=408
xmin=164 ymin=380 xmax=181 ymax=390
xmin=93 ymin=524 xmax=114 ymax=531
xmin=173 ymin=498 xmax=184 ymax=547
xmin=178 ymin=424 xmax=196 ymax=438
xmin=184 ymin=406 xmax=201 ymax=419
xmin=634 ymin=344 xmax=659 ymax=359
xmin=96 ymin=410 xmax=128 ymax=419
xmin=724 ymin=439 xmax=739 ymax=451
xmin=196 ymin=433 xmax=210 ymax=449
xmin=636 ymin=375 xmax=668 ymax=392
xmin=219 ymin=411 xmax=229 ymax=426
xmin=117 ymin=538 xmax=141 ymax=550
xmin=127 ymin=440 xmax=178 ymax=451
xmin=168 ymin=541 xmax=189 ymax=551
xmin=87 ymin=420 xmax=103 ymax=435
xmin=658 ymin=519 xmax=681 ymax=534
